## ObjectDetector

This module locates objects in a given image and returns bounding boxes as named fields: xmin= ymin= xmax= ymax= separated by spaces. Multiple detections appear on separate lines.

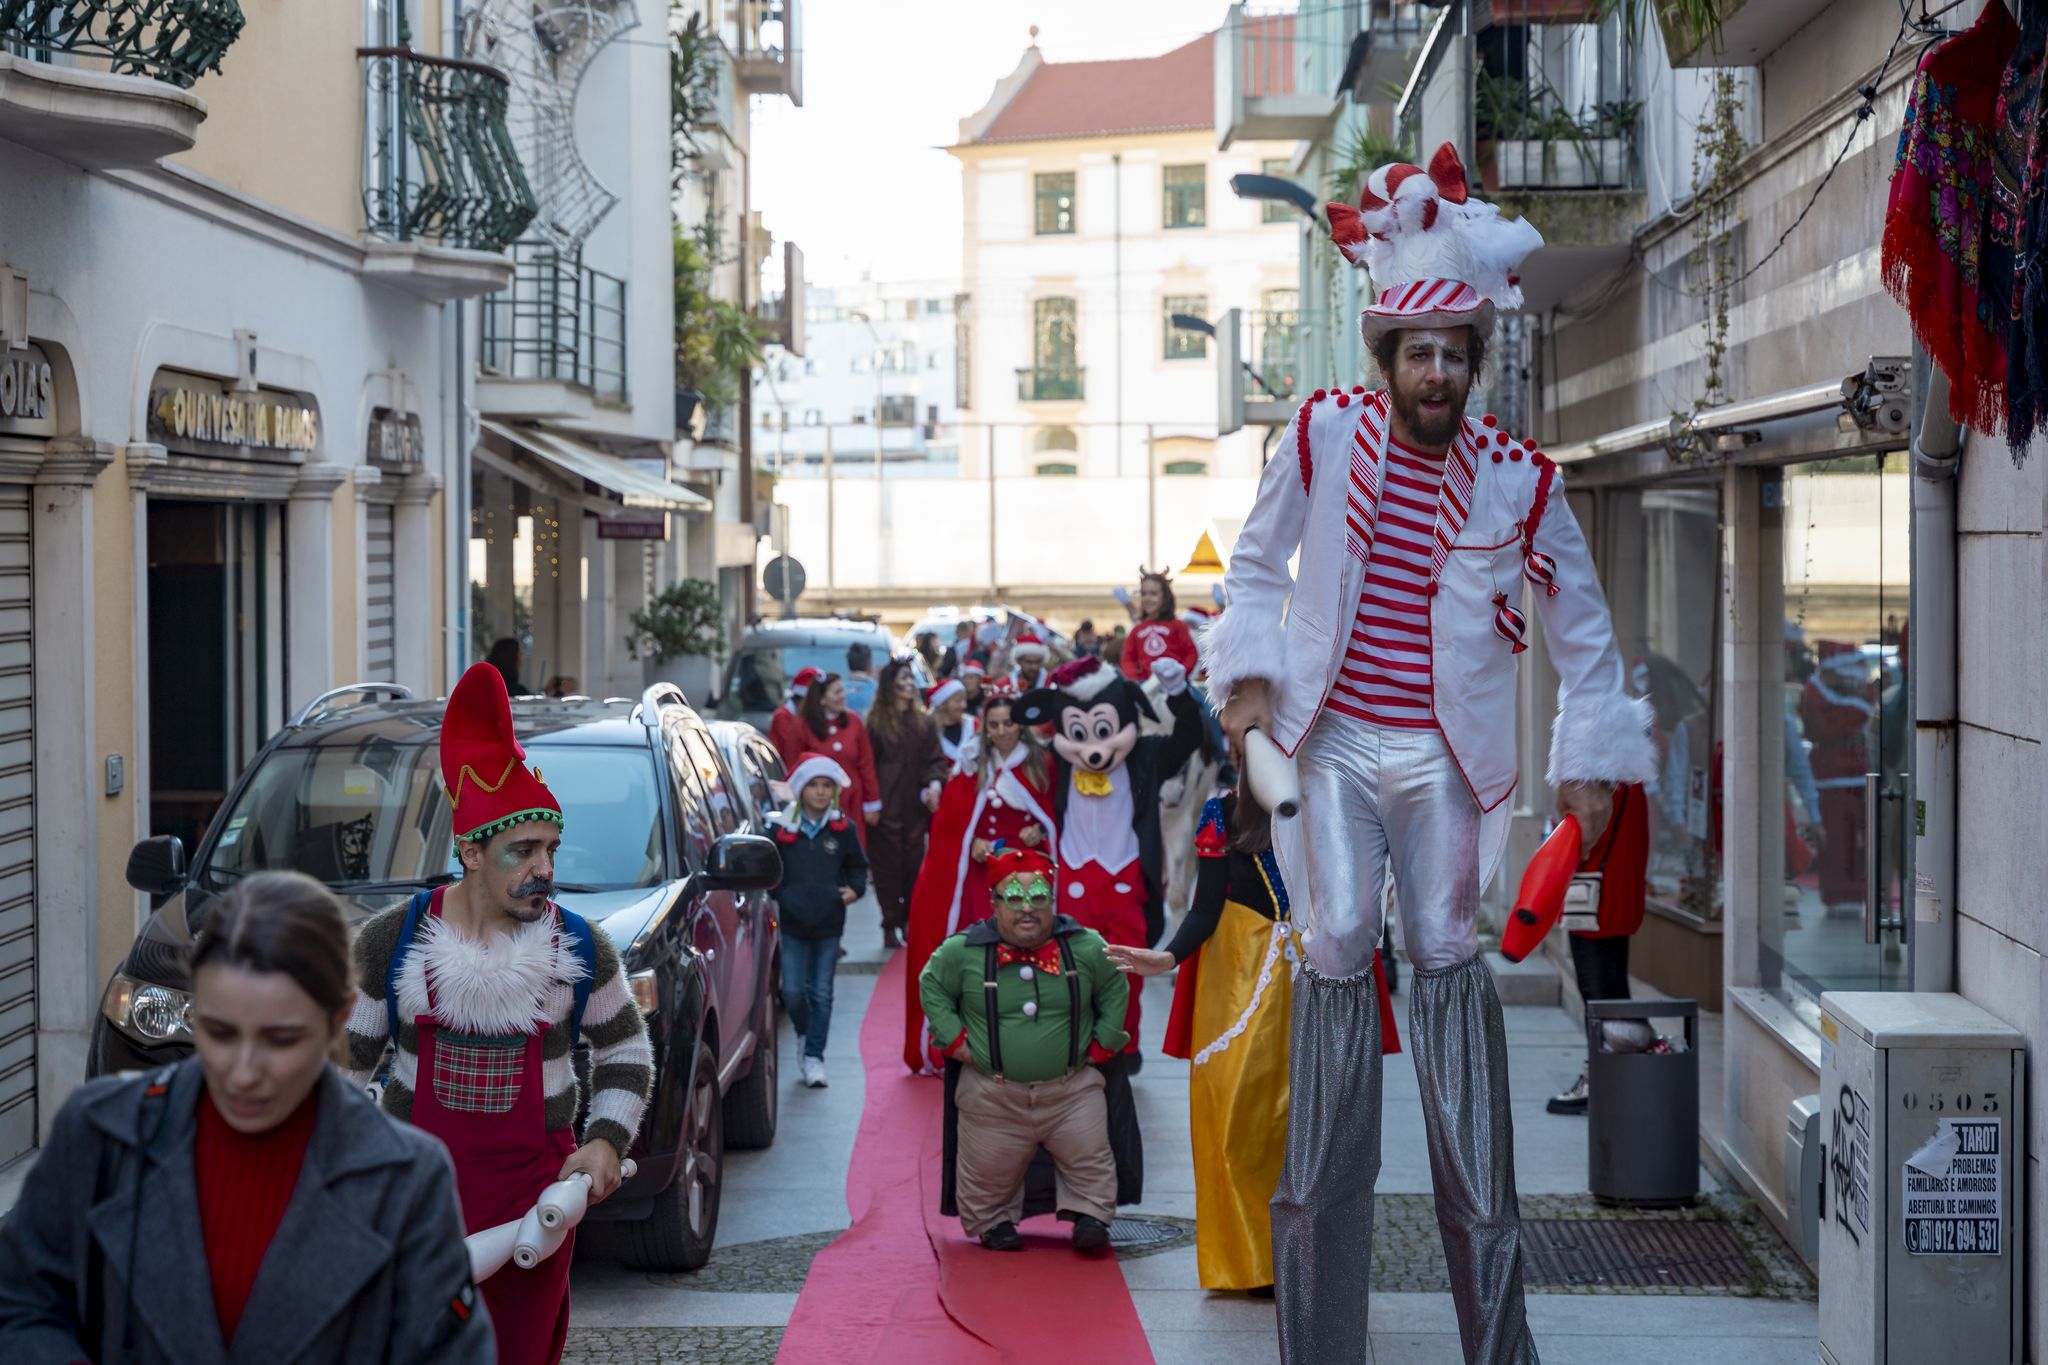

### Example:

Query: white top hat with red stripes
xmin=1325 ymin=143 xmax=1544 ymax=346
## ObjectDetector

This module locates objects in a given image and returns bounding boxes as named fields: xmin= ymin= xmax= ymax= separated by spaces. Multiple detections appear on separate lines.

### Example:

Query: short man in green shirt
xmin=919 ymin=846 xmax=1129 ymax=1252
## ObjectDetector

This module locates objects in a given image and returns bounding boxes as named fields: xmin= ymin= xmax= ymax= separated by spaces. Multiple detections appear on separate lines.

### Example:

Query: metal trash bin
xmin=1585 ymin=997 xmax=1698 ymax=1207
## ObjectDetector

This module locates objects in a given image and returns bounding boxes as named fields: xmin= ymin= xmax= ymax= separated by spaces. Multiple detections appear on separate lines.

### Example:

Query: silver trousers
xmin=1273 ymin=718 xmax=1537 ymax=1365
xmin=1295 ymin=718 xmax=1482 ymax=977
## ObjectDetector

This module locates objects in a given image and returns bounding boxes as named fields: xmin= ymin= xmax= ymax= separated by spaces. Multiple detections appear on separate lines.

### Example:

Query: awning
xmin=479 ymin=420 xmax=712 ymax=512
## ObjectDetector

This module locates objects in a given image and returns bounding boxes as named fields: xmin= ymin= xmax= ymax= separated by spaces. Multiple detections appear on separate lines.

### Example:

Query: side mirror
xmin=704 ymin=833 xmax=781 ymax=892
xmin=126 ymin=836 xmax=187 ymax=895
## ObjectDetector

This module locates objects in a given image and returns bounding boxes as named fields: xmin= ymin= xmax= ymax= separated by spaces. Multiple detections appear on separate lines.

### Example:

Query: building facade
xmin=1269 ymin=0 xmax=2039 ymax=1347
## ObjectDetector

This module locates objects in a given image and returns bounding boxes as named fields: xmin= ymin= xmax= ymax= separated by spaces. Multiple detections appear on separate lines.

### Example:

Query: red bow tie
xmin=996 ymin=942 xmax=1062 ymax=975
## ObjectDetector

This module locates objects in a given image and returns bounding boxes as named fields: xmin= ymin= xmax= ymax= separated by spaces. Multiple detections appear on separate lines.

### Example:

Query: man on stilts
xmin=1204 ymin=145 xmax=1655 ymax=1364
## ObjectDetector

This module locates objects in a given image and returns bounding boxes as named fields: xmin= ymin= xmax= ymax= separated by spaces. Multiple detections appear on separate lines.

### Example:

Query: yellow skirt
xmin=1187 ymin=897 xmax=1299 ymax=1291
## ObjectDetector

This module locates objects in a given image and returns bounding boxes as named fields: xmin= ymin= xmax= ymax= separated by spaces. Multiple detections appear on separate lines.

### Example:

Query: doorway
xmin=146 ymin=500 xmax=285 ymax=851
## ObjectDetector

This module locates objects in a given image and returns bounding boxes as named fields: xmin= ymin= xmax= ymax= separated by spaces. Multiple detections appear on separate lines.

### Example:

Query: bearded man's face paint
xmin=1386 ymin=326 xmax=1474 ymax=450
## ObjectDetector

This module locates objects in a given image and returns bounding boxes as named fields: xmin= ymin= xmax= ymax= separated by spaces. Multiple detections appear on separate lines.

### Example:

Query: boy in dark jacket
xmin=773 ymin=755 xmax=870 ymax=1087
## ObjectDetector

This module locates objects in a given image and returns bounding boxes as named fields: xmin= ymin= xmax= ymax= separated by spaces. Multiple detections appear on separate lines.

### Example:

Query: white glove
xmin=1150 ymin=657 xmax=1188 ymax=695
xmin=1112 ymin=586 xmax=1132 ymax=608
xmin=1211 ymin=584 xmax=1225 ymax=606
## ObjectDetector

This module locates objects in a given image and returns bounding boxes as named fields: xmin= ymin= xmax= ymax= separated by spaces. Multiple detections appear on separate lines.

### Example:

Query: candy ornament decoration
xmin=1492 ymin=592 xmax=1529 ymax=654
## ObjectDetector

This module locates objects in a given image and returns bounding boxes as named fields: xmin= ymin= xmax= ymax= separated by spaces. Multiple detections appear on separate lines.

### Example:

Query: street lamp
xmin=1171 ymin=312 xmax=1286 ymax=464
xmin=1228 ymin=172 xmax=1320 ymax=219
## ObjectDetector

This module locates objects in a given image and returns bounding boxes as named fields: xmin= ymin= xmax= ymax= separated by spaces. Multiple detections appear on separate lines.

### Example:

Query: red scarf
xmin=1883 ymin=2 xmax=2018 ymax=432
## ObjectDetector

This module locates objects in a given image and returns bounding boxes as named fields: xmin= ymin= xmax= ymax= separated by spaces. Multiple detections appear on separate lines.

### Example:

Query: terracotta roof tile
xmin=976 ymin=35 xmax=1215 ymax=144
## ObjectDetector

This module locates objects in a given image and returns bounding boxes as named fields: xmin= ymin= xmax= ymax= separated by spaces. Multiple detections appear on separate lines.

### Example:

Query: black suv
xmin=92 ymin=683 xmax=784 ymax=1273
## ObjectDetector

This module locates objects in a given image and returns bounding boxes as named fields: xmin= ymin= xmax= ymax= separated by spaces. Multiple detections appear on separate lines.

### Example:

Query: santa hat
xmin=1049 ymin=655 xmax=1119 ymax=703
xmin=1816 ymin=641 xmax=1868 ymax=675
xmin=926 ymin=678 xmax=965 ymax=709
xmin=1011 ymin=630 xmax=1049 ymax=661
xmin=786 ymin=754 xmax=851 ymax=796
xmin=958 ymin=658 xmax=987 ymax=679
xmin=789 ymin=665 xmax=823 ymax=698
xmin=1325 ymin=142 xmax=1543 ymax=345
xmin=987 ymin=845 xmax=1055 ymax=887
xmin=442 ymin=662 xmax=564 ymax=842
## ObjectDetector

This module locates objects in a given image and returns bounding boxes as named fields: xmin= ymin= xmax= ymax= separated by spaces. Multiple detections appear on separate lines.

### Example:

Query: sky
xmin=750 ymin=0 xmax=1241 ymax=290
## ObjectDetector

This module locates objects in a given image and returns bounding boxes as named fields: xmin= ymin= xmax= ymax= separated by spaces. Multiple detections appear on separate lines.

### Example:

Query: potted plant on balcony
xmin=630 ymin=577 xmax=726 ymax=700
xmin=1482 ymin=70 xmax=1636 ymax=190
xmin=673 ymin=222 xmax=763 ymax=442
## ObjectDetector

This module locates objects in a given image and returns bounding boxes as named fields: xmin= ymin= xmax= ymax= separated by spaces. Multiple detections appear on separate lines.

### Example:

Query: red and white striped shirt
xmin=1326 ymin=437 xmax=1445 ymax=729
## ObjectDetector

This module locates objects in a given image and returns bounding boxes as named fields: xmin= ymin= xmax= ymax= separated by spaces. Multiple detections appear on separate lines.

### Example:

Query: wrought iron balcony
xmin=481 ymin=241 xmax=628 ymax=405
xmin=1017 ymin=366 xmax=1084 ymax=403
xmin=0 ymin=0 xmax=244 ymax=88
xmin=360 ymin=45 xmax=537 ymax=255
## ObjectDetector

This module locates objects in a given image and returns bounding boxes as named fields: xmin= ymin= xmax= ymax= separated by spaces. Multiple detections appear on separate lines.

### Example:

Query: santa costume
xmin=1799 ymin=642 xmax=1876 ymax=911
xmin=791 ymin=680 xmax=883 ymax=849
xmin=1007 ymin=629 xmax=1052 ymax=692
xmin=769 ymin=665 xmax=821 ymax=769
xmin=1201 ymin=144 xmax=1653 ymax=1363
xmin=928 ymin=677 xmax=980 ymax=772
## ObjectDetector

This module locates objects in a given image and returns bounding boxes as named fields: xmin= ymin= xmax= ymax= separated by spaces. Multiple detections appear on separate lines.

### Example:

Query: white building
xmin=766 ymin=25 xmax=1298 ymax=619
xmin=751 ymin=279 xmax=961 ymax=472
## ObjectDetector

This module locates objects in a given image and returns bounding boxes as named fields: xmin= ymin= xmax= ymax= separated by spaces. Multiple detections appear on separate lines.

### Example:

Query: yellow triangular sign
xmin=1179 ymin=530 xmax=1224 ymax=576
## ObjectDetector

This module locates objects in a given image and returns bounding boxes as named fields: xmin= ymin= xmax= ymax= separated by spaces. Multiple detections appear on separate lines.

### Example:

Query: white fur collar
xmin=395 ymin=912 xmax=588 ymax=1035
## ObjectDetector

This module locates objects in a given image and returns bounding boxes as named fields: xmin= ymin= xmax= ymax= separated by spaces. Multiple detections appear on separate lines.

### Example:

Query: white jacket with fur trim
xmin=1202 ymin=388 xmax=1653 ymax=817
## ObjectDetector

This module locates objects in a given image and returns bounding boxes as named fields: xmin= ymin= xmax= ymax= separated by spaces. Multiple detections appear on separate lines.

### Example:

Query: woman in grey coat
xmin=0 ymin=872 xmax=492 ymax=1364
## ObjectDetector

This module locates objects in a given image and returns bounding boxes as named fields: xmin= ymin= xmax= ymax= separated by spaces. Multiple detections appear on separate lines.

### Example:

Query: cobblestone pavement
xmin=561 ymin=1325 xmax=783 ymax=1363
xmin=643 ymin=1229 xmax=841 ymax=1294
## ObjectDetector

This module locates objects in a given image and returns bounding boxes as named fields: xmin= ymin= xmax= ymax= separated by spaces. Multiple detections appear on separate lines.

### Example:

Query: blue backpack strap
xmin=558 ymin=906 xmax=597 ymax=1048
xmin=384 ymin=889 xmax=435 ymax=1043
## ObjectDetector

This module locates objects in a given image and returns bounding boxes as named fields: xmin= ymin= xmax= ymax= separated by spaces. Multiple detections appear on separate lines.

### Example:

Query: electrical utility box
xmin=1817 ymin=992 xmax=2025 ymax=1365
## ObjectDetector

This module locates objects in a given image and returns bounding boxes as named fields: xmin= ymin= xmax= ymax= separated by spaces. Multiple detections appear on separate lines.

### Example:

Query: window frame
xmin=1162 ymin=294 xmax=1209 ymax=360
xmin=1260 ymin=159 xmax=1293 ymax=223
xmin=1162 ymin=163 xmax=1206 ymax=229
xmin=1034 ymin=171 xmax=1077 ymax=235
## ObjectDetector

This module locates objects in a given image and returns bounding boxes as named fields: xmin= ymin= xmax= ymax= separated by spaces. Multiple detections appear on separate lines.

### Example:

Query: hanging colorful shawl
xmin=1882 ymin=1 xmax=2017 ymax=435
xmin=2006 ymin=10 xmax=2048 ymax=461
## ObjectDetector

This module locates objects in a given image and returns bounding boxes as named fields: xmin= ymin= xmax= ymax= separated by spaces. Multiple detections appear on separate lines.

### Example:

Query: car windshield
xmin=196 ymin=740 xmax=665 ymax=894
xmin=723 ymin=641 xmax=883 ymax=713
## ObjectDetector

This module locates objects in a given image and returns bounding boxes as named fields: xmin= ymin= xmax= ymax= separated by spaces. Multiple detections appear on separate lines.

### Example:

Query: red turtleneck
xmin=194 ymin=1085 xmax=320 ymax=1341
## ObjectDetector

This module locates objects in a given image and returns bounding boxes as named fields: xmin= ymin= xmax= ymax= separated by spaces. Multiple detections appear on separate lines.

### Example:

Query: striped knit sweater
xmin=342 ymin=901 xmax=654 ymax=1158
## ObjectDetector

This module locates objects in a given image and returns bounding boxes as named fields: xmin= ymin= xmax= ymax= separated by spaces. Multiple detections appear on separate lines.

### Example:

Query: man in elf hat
xmin=345 ymin=663 xmax=655 ymax=1365
xmin=1205 ymin=144 xmax=1654 ymax=1363
xmin=919 ymin=847 xmax=1129 ymax=1253
xmin=770 ymin=665 xmax=822 ymax=769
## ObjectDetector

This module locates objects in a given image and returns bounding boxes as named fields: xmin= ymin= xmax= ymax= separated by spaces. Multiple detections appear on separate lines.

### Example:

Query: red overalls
xmin=411 ymin=892 xmax=579 ymax=1365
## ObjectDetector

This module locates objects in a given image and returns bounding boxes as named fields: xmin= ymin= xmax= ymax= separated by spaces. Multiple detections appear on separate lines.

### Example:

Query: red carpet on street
xmin=778 ymin=953 xmax=1155 ymax=1364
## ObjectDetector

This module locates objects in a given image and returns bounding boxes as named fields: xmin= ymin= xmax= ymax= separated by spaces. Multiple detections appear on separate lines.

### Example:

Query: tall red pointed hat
xmin=442 ymin=662 xmax=564 ymax=842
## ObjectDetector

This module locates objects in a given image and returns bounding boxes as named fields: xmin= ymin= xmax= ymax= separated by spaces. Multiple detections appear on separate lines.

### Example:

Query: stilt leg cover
xmin=1409 ymin=955 xmax=1540 ymax=1364
xmin=1272 ymin=963 xmax=1384 ymax=1362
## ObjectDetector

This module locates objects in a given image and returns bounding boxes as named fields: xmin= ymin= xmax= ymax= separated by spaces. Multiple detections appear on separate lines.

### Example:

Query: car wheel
xmin=615 ymin=1037 xmax=724 ymax=1272
xmin=722 ymin=1005 xmax=779 ymax=1150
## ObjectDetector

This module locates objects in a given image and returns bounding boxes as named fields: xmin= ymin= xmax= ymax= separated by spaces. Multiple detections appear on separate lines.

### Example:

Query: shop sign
xmin=597 ymin=517 xmax=667 ymax=540
xmin=0 ymin=344 xmax=56 ymax=438
xmin=148 ymin=375 xmax=319 ymax=453
xmin=367 ymin=407 xmax=424 ymax=469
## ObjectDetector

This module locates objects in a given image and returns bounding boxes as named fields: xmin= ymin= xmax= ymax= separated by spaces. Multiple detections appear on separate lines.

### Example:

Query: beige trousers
xmin=955 ymin=1064 xmax=1116 ymax=1236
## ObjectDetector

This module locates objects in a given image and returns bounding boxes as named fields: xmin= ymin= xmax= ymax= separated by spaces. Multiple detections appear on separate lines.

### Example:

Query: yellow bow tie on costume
xmin=1073 ymin=769 xmax=1113 ymax=797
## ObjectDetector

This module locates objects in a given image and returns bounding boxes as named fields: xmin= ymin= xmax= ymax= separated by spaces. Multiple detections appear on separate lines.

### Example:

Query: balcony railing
xmin=361 ymin=46 xmax=536 ymax=254
xmin=0 ymin=0 xmax=244 ymax=88
xmin=730 ymin=0 xmax=799 ymax=103
xmin=1348 ymin=1 xmax=1430 ymax=102
xmin=1216 ymin=1 xmax=1344 ymax=149
xmin=1017 ymin=366 xmax=1084 ymax=403
xmin=1477 ymin=19 xmax=1638 ymax=193
xmin=481 ymin=242 xmax=628 ymax=403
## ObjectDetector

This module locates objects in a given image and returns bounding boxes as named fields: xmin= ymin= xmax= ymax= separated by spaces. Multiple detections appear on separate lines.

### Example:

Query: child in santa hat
xmin=771 ymin=755 xmax=870 ymax=1087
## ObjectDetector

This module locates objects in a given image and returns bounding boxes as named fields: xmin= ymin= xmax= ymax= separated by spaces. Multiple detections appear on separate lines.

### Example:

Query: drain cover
xmin=1108 ymin=1216 xmax=1194 ymax=1254
xmin=1522 ymin=1219 xmax=1754 ymax=1289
